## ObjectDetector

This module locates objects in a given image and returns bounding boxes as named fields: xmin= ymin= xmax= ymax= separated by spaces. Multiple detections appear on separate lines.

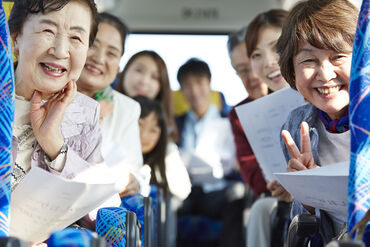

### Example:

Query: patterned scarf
xmin=317 ymin=108 xmax=349 ymax=133
xmin=94 ymin=86 xmax=114 ymax=102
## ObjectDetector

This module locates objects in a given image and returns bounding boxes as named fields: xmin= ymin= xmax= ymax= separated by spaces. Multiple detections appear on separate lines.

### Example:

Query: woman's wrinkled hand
xmin=30 ymin=81 xmax=76 ymax=160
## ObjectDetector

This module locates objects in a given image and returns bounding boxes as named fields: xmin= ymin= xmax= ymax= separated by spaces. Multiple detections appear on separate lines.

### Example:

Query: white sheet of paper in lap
xmin=10 ymin=167 xmax=122 ymax=243
xmin=274 ymin=162 xmax=349 ymax=216
xmin=235 ymin=87 xmax=306 ymax=182
xmin=180 ymin=118 xmax=237 ymax=185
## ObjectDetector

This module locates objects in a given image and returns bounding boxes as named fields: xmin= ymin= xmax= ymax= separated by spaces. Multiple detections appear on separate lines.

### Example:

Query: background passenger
xmin=76 ymin=13 xmax=144 ymax=198
xmin=227 ymin=27 xmax=269 ymax=196
xmin=276 ymin=0 xmax=358 ymax=243
xmin=176 ymin=58 xmax=246 ymax=247
xmin=115 ymin=50 xmax=178 ymax=142
xmin=244 ymin=9 xmax=290 ymax=247
xmin=134 ymin=96 xmax=191 ymax=201
xmin=115 ymin=50 xmax=190 ymax=200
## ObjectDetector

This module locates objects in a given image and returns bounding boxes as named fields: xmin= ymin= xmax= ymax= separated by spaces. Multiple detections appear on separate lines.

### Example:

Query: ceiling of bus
xmin=96 ymin=0 xmax=362 ymax=34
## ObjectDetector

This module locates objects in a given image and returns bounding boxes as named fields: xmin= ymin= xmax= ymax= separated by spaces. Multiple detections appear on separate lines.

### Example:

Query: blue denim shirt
xmin=280 ymin=103 xmax=341 ymax=243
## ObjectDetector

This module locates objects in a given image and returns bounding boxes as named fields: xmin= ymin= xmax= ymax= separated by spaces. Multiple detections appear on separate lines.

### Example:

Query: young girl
xmin=276 ymin=0 xmax=358 ymax=243
xmin=134 ymin=96 xmax=191 ymax=200
xmin=115 ymin=50 xmax=178 ymax=142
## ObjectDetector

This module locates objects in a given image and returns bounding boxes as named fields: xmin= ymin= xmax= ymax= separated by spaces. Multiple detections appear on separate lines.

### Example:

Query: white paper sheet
xmin=181 ymin=151 xmax=220 ymax=185
xmin=10 ymin=167 xmax=122 ymax=243
xmin=235 ymin=88 xmax=306 ymax=182
xmin=274 ymin=162 xmax=349 ymax=216
xmin=180 ymin=117 xmax=237 ymax=185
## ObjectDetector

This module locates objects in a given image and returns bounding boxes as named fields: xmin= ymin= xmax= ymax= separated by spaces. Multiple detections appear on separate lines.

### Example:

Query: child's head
xmin=276 ymin=0 xmax=358 ymax=119
xmin=134 ymin=96 xmax=169 ymax=190
xmin=135 ymin=96 xmax=167 ymax=155
xmin=246 ymin=9 xmax=289 ymax=91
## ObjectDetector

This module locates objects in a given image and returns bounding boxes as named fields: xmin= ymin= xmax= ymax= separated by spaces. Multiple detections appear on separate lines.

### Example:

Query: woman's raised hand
xmin=30 ymin=81 xmax=77 ymax=160
xmin=281 ymin=121 xmax=319 ymax=172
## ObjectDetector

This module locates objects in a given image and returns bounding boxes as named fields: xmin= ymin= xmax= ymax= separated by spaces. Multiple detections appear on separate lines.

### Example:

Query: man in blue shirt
xmin=176 ymin=58 xmax=246 ymax=247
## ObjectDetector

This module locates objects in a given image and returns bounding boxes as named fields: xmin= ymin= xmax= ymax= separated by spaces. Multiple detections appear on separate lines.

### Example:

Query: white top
xmin=316 ymin=118 xmax=350 ymax=234
xmin=317 ymin=119 xmax=350 ymax=166
xmin=100 ymin=90 xmax=143 ymax=172
xmin=180 ymin=104 xmax=237 ymax=192
xmin=99 ymin=90 xmax=148 ymax=194
xmin=165 ymin=142 xmax=191 ymax=200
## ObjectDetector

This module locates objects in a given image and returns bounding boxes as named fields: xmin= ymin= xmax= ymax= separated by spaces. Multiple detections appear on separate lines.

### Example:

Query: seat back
xmin=0 ymin=237 xmax=30 ymax=247
xmin=164 ymin=195 xmax=178 ymax=247
xmin=325 ymin=240 xmax=365 ymax=247
xmin=286 ymin=214 xmax=319 ymax=247
xmin=156 ymin=187 xmax=166 ymax=247
xmin=96 ymin=207 xmax=128 ymax=247
xmin=144 ymin=196 xmax=155 ymax=247
xmin=270 ymin=201 xmax=292 ymax=247
xmin=126 ymin=211 xmax=142 ymax=247
xmin=48 ymin=228 xmax=106 ymax=247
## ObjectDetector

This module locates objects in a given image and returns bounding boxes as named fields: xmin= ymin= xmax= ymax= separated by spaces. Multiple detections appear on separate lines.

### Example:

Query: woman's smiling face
xmin=77 ymin=22 xmax=122 ymax=95
xmin=13 ymin=1 xmax=92 ymax=99
xmin=250 ymin=26 xmax=289 ymax=92
xmin=122 ymin=55 xmax=161 ymax=99
xmin=293 ymin=42 xmax=352 ymax=119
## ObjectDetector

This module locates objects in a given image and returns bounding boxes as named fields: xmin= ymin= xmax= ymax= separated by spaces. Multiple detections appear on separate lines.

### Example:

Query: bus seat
xmin=177 ymin=215 xmax=222 ymax=247
xmin=47 ymin=228 xmax=106 ymax=247
xmin=270 ymin=201 xmax=291 ymax=247
xmin=286 ymin=214 xmax=320 ymax=247
xmin=0 ymin=237 xmax=29 ymax=247
xmin=325 ymin=240 xmax=365 ymax=247
xmin=96 ymin=207 xmax=141 ymax=247
xmin=172 ymin=90 xmax=230 ymax=117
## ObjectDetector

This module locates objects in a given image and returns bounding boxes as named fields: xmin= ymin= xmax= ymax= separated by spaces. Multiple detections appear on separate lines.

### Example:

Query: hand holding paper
xmin=10 ymin=167 xmax=122 ymax=243
xmin=274 ymin=162 xmax=349 ymax=217
xmin=266 ymin=180 xmax=292 ymax=202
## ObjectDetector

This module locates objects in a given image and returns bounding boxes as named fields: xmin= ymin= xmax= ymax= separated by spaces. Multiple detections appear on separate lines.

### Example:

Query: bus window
xmin=120 ymin=34 xmax=248 ymax=106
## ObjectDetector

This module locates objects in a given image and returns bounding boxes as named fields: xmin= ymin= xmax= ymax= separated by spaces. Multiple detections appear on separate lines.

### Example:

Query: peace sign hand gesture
xmin=281 ymin=121 xmax=318 ymax=213
xmin=281 ymin=121 xmax=319 ymax=172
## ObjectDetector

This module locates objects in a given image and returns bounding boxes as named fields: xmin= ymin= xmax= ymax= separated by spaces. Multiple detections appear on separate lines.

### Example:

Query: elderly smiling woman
xmin=8 ymin=0 xmax=102 ymax=189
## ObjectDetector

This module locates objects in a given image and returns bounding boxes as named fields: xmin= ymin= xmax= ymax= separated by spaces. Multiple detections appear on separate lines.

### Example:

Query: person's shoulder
xmin=73 ymin=92 xmax=100 ymax=111
xmin=67 ymin=92 xmax=100 ymax=122
xmin=112 ymin=90 xmax=140 ymax=111
xmin=235 ymin=97 xmax=253 ymax=107
xmin=62 ymin=92 xmax=100 ymax=134
xmin=166 ymin=141 xmax=180 ymax=153
xmin=283 ymin=103 xmax=314 ymax=132
xmin=229 ymin=97 xmax=252 ymax=117
xmin=287 ymin=103 xmax=315 ymax=121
